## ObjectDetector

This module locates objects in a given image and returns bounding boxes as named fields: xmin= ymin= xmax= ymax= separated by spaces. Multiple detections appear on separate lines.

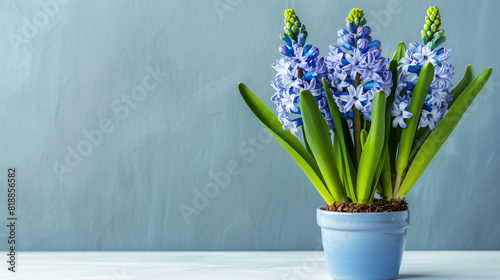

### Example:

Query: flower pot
xmin=317 ymin=208 xmax=410 ymax=280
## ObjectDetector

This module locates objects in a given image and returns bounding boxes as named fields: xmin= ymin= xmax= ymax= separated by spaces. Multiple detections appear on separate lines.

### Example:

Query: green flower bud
xmin=282 ymin=9 xmax=306 ymax=43
xmin=428 ymin=40 xmax=435 ymax=50
xmin=299 ymin=25 xmax=306 ymax=34
xmin=433 ymin=32 xmax=441 ymax=41
xmin=421 ymin=6 xmax=446 ymax=49
xmin=422 ymin=33 xmax=428 ymax=44
xmin=434 ymin=19 xmax=441 ymax=29
xmin=431 ymin=23 xmax=437 ymax=32
xmin=346 ymin=8 xmax=366 ymax=29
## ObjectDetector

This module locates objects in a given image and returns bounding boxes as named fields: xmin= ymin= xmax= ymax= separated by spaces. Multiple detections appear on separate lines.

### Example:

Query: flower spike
xmin=272 ymin=9 xmax=334 ymax=138
xmin=282 ymin=9 xmax=308 ymax=47
xmin=421 ymin=6 xmax=446 ymax=49
xmin=396 ymin=6 xmax=454 ymax=131
xmin=326 ymin=7 xmax=392 ymax=125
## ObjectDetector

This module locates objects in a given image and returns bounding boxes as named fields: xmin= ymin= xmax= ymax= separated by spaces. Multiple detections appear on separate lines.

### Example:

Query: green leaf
xmin=356 ymin=90 xmax=386 ymax=204
xmin=238 ymin=83 xmax=335 ymax=204
xmin=300 ymin=89 xmax=347 ymax=202
xmin=374 ymin=180 xmax=383 ymax=195
xmin=396 ymin=67 xmax=493 ymax=198
xmin=380 ymin=58 xmax=397 ymax=200
xmin=333 ymin=134 xmax=342 ymax=175
xmin=388 ymin=42 xmax=407 ymax=187
xmin=302 ymin=126 xmax=315 ymax=160
xmin=360 ymin=129 xmax=368 ymax=149
xmin=391 ymin=41 xmax=406 ymax=62
xmin=450 ymin=65 xmax=475 ymax=107
xmin=322 ymin=78 xmax=357 ymax=202
xmin=369 ymin=61 xmax=396 ymax=202
xmin=333 ymin=134 xmax=348 ymax=196
xmin=380 ymin=149 xmax=393 ymax=200
xmin=369 ymin=145 xmax=388 ymax=205
xmin=409 ymin=65 xmax=476 ymax=163
xmin=409 ymin=128 xmax=431 ymax=164
xmin=341 ymin=118 xmax=356 ymax=166
xmin=393 ymin=62 xmax=434 ymax=196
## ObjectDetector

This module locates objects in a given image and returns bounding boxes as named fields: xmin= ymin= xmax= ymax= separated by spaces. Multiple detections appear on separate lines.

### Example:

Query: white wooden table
xmin=0 ymin=251 xmax=498 ymax=279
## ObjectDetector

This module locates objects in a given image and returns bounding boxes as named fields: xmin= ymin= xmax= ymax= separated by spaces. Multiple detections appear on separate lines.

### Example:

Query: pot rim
xmin=317 ymin=207 xmax=410 ymax=229
xmin=317 ymin=207 xmax=409 ymax=215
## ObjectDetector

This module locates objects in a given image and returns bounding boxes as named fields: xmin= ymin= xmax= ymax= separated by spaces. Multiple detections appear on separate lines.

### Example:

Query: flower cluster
xmin=239 ymin=6 xmax=491 ymax=207
xmin=270 ymin=7 xmax=454 ymax=135
xmin=271 ymin=9 xmax=333 ymax=138
xmin=394 ymin=6 xmax=454 ymax=130
xmin=325 ymin=8 xmax=393 ymax=123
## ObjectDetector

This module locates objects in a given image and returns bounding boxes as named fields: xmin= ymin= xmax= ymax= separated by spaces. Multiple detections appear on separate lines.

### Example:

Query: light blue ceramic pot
xmin=317 ymin=208 xmax=410 ymax=280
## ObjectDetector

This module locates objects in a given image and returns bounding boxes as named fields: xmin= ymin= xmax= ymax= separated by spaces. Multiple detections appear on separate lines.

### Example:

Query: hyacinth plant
xmin=238 ymin=7 xmax=492 ymax=205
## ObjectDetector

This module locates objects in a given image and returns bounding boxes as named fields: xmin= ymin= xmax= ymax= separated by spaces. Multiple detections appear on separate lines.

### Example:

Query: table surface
xmin=0 ymin=251 xmax=498 ymax=279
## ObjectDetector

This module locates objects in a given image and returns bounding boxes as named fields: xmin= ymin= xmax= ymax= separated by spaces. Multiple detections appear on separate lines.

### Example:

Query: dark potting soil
xmin=321 ymin=198 xmax=408 ymax=213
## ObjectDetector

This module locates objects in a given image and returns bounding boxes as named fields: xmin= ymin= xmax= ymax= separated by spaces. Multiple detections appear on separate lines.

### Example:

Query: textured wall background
xmin=0 ymin=0 xmax=499 ymax=251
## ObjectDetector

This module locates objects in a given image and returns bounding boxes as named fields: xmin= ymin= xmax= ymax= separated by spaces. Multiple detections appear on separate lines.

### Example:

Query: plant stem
xmin=353 ymin=73 xmax=362 ymax=167
xmin=298 ymin=67 xmax=303 ymax=79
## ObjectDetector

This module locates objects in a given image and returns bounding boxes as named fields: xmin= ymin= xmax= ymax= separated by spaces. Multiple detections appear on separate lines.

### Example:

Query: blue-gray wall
xmin=0 ymin=0 xmax=499 ymax=251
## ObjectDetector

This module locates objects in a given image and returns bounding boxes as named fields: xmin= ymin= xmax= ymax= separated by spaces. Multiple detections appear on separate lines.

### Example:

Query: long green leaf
xmin=380 ymin=149 xmax=393 ymax=200
xmin=333 ymin=134 xmax=342 ymax=177
xmin=341 ymin=118 xmax=356 ymax=166
xmin=409 ymin=65 xmax=476 ymax=162
xmin=369 ymin=145 xmax=389 ymax=205
xmin=238 ymin=83 xmax=335 ymax=204
xmin=450 ymin=65 xmax=475 ymax=107
xmin=300 ymin=89 xmax=347 ymax=202
xmin=333 ymin=134 xmax=348 ymax=196
xmin=397 ymin=67 xmax=492 ymax=198
xmin=356 ymin=90 xmax=386 ymax=204
xmin=388 ymin=42 xmax=407 ymax=188
xmin=360 ymin=129 xmax=368 ymax=148
xmin=322 ymin=78 xmax=357 ymax=202
xmin=393 ymin=62 xmax=434 ymax=196
xmin=409 ymin=128 xmax=431 ymax=162
xmin=302 ymin=126 xmax=315 ymax=161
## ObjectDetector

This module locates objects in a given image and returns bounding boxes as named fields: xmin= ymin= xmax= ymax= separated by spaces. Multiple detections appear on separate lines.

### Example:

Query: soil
xmin=321 ymin=198 xmax=408 ymax=213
